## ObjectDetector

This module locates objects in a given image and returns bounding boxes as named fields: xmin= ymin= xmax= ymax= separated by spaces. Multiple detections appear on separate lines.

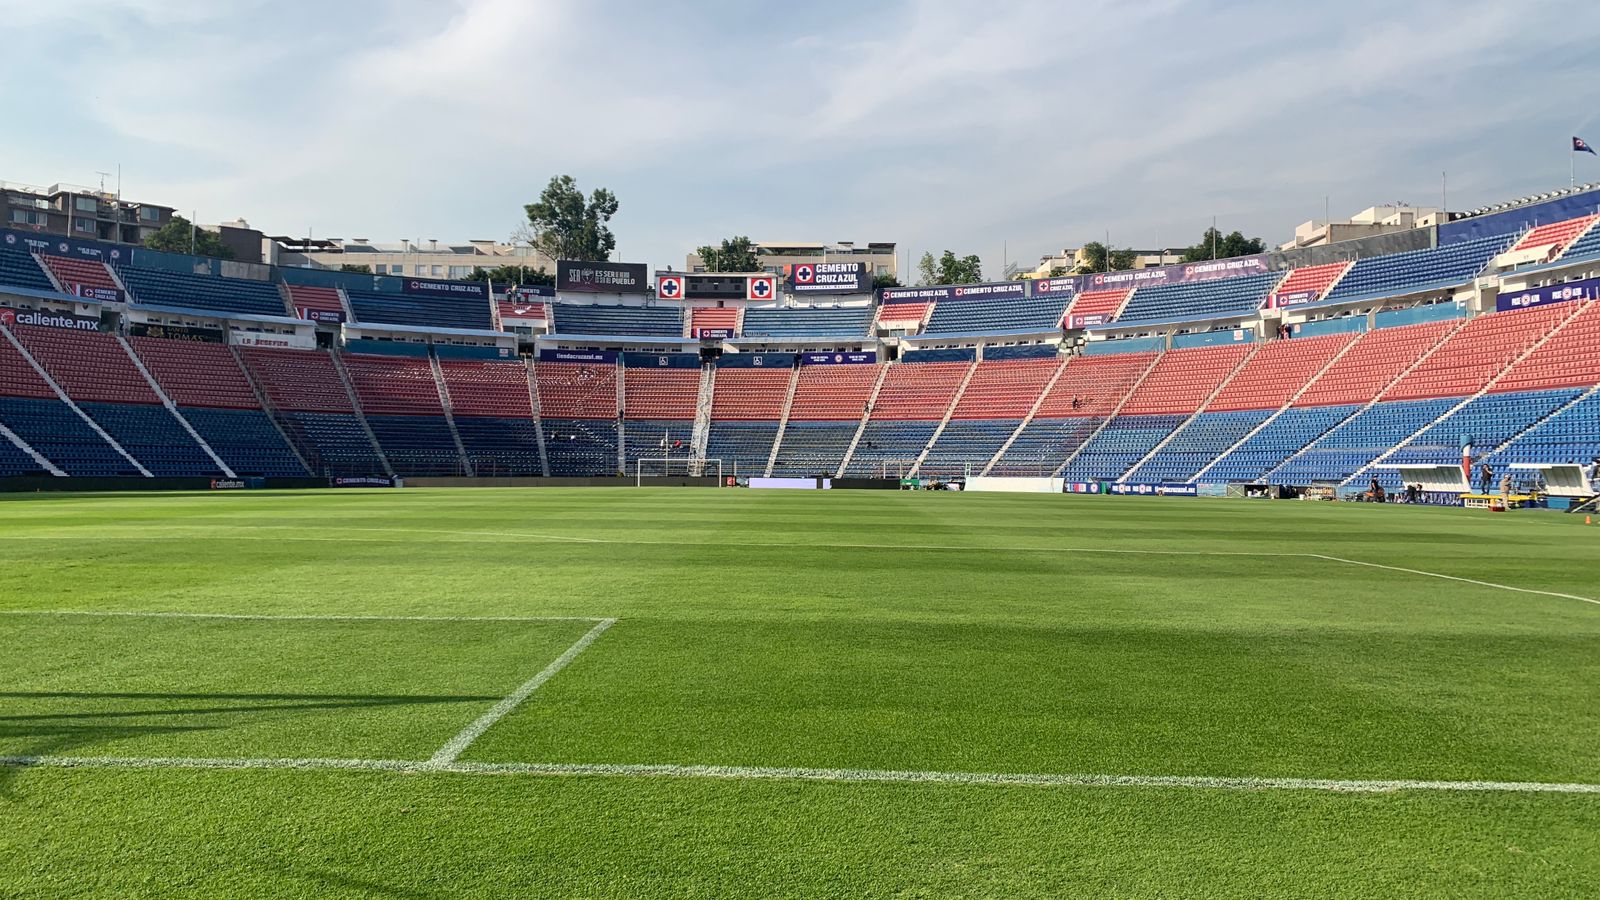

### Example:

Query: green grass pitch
xmin=0 ymin=487 xmax=1596 ymax=897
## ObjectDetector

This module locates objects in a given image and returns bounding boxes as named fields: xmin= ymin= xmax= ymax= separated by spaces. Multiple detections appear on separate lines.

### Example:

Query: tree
xmin=915 ymin=250 xmax=985 ymax=286
xmin=696 ymin=236 xmax=761 ymax=273
xmin=1048 ymin=266 xmax=1071 ymax=278
xmin=871 ymin=273 xmax=901 ymax=289
xmin=1074 ymin=242 xmax=1137 ymax=274
xmin=522 ymin=175 xmax=618 ymax=262
xmin=143 ymin=215 xmax=233 ymax=259
xmin=338 ymin=264 xmax=372 ymax=274
xmin=465 ymin=264 xmax=553 ymax=286
xmin=1180 ymin=228 xmax=1264 ymax=262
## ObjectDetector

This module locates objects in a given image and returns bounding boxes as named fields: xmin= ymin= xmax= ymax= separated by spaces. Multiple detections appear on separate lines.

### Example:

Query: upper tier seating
xmin=922 ymin=293 xmax=1069 ymax=336
xmin=129 ymin=336 xmax=261 ymax=408
xmin=691 ymin=307 xmax=740 ymax=337
xmin=1510 ymin=215 xmax=1598 ymax=255
xmin=346 ymin=288 xmax=492 ymax=331
xmin=1291 ymin=321 xmax=1453 ymax=407
xmin=712 ymin=367 xmax=791 ymax=420
xmin=1491 ymin=300 xmax=1600 ymax=393
xmin=1323 ymin=235 xmax=1510 ymax=302
xmin=285 ymin=284 xmax=344 ymax=320
xmin=1115 ymin=272 xmax=1278 ymax=325
xmin=950 ymin=358 xmax=1059 ymax=419
xmin=868 ymin=361 xmax=970 ymax=419
xmin=741 ymin=306 xmax=871 ymax=339
xmin=1271 ymin=262 xmax=1350 ymax=305
xmin=622 ymin=368 xmax=700 ymax=419
xmin=238 ymin=348 xmax=354 ymax=412
xmin=1064 ymin=289 xmax=1131 ymax=325
xmin=534 ymin=362 xmax=617 ymax=418
xmin=550 ymin=303 xmax=681 ymax=337
xmin=497 ymin=300 xmax=546 ymax=322
xmin=1381 ymin=304 xmax=1568 ymax=401
xmin=0 ymin=246 xmax=56 ymax=293
xmin=875 ymin=302 xmax=929 ymax=330
xmin=118 ymin=266 xmax=289 ymax=317
xmin=439 ymin=360 xmax=533 ymax=417
xmin=787 ymin=364 xmax=881 ymax=420
xmin=342 ymin=354 xmax=445 ymax=415
xmin=1559 ymin=219 xmax=1600 ymax=259
xmin=1117 ymin=344 xmax=1253 ymax=415
xmin=11 ymin=326 xmax=159 ymax=404
xmin=41 ymin=255 xmax=119 ymax=296
xmin=1207 ymin=333 xmax=1356 ymax=411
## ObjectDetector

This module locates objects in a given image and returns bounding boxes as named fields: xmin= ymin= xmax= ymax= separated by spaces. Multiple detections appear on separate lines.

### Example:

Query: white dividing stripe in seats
xmin=0 ymin=754 xmax=1595 ymax=795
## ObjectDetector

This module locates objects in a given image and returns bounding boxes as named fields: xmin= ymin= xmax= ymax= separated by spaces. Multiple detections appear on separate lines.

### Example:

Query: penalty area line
xmin=0 ymin=754 xmax=1595 ymax=796
xmin=1304 ymin=554 xmax=1600 ymax=607
xmin=428 ymin=617 xmax=617 ymax=765
xmin=0 ymin=610 xmax=611 ymax=623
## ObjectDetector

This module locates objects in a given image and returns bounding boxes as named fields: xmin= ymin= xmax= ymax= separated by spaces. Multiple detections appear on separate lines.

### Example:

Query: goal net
xmin=634 ymin=457 xmax=724 ymax=486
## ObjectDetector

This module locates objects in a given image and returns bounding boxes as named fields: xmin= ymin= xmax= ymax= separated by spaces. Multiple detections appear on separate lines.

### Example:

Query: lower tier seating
xmin=1377 ymin=389 xmax=1583 ymax=489
xmin=918 ymin=420 xmax=1020 ymax=477
xmin=0 ymin=397 xmax=140 ymax=476
xmin=0 ymin=436 xmax=45 ymax=476
xmin=990 ymin=417 xmax=1101 ymax=476
xmin=280 ymin=412 xmax=387 ymax=477
xmin=844 ymin=421 xmax=937 ymax=476
xmin=623 ymin=419 xmax=694 ymax=469
xmin=770 ymin=421 xmax=856 ymax=476
xmin=366 ymin=415 xmax=463 ymax=476
xmin=177 ymin=407 xmax=306 ymax=477
xmin=1267 ymin=398 xmax=1461 ymax=485
xmin=1200 ymin=406 xmax=1359 ymax=484
xmin=543 ymin=418 xmax=619 ymax=476
xmin=1489 ymin=391 xmax=1600 ymax=469
xmin=1125 ymin=409 xmax=1274 ymax=483
xmin=79 ymin=402 xmax=222 ymax=477
xmin=706 ymin=422 xmax=779 ymax=477
xmin=1059 ymin=415 xmax=1189 ymax=481
xmin=455 ymin=418 xmax=543 ymax=476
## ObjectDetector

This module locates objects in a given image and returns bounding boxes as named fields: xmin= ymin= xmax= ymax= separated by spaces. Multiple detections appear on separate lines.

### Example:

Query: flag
xmin=1575 ymin=136 xmax=1597 ymax=156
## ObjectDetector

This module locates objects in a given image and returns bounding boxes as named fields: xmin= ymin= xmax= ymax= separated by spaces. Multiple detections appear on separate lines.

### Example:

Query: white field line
xmin=1305 ymin=554 xmax=1600 ymax=608
xmin=0 ymin=754 xmax=1595 ymax=795
xmin=0 ymin=610 xmax=609 ymax=623
xmin=429 ymin=617 xmax=616 ymax=765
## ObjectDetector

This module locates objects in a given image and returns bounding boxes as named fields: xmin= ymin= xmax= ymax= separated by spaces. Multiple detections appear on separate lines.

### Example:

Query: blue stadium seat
xmin=280 ymin=412 xmax=387 ymax=477
xmin=918 ymin=420 xmax=1020 ymax=477
xmin=1127 ymin=409 xmax=1274 ymax=483
xmin=770 ymin=421 xmax=856 ymax=476
xmin=707 ymin=421 xmax=780 ymax=477
xmin=1114 ymin=273 xmax=1278 ymax=325
xmin=741 ymin=307 xmax=871 ymax=339
xmin=990 ymin=417 xmax=1102 ymax=476
xmin=921 ymin=295 xmax=1069 ymax=336
xmin=550 ymin=304 xmax=682 ymax=337
xmin=0 ymin=246 xmax=56 ymax=293
xmin=455 ymin=417 xmax=543 ymax=476
xmin=1322 ymin=235 xmax=1511 ymax=302
xmin=365 ymin=415 xmax=464 ymax=476
xmin=843 ymin=421 xmax=937 ymax=476
xmin=0 ymin=435 xmax=47 ymax=476
xmin=543 ymin=417 xmax=619 ymax=476
xmin=1489 ymin=390 xmax=1600 ymax=469
xmin=117 ymin=266 xmax=288 ymax=317
xmin=78 ymin=402 xmax=223 ymax=476
xmin=1268 ymin=398 xmax=1460 ymax=485
xmin=1557 ymin=222 xmax=1600 ymax=260
xmin=0 ymin=397 xmax=140 ymax=476
xmin=623 ymin=419 xmax=695 ymax=468
xmin=180 ymin=407 xmax=308 ymax=477
xmin=1059 ymin=414 xmax=1188 ymax=481
xmin=1201 ymin=405 xmax=1358 ymax=484
xmin=346 ymin=289 xmax=493 ymax=331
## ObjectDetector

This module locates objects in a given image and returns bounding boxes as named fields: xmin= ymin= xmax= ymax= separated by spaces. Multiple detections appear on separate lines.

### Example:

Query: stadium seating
xmin=922 ymin=293 xmax=1068 ymax=335
xmin=497 ymin=300 xmax=546 ymax=323
xmin=342 ymin=353 xmax=461 ymax=476
xmin=1290 ymin=321 xmax=1454 ymax=407
xmin=118 ymin=266 xmax=289 ymax=317
xmin=919 ymin=420 xmax=1021 ymax=477
xmin=770 ymin=421 xmax=856 ymax=476
xmin=1207 ymin=333 xmax=1355 ymax=412
xmin=0 ymin=433 xmax=46 ymax=476
xmin=285 ymin=284 xmax=345 ymax=320
xmin=11 ymin=326 xmax=158 ymax=404
xmin=1063 ymin=289 xmax=1130 ymax=325
xmin=1127 ymin=409 xmax=1274 ymax=483
xmin=238 ymin=347 xmax=386 ymax=475
xmin=551 ymin=303 xmax=681 ymax=337
xmin=1268 ymin=398 xmax=1461 ymax=485
xmin=1201 ymin=405 xmax=1361 ymax=484
xmin=543 ymin=418 xmax=619 ymax=476
xmin=1117 ymin=344 xmax=1253 ymax=415
xmin=1378 ymin=389 xmax=1582 ymax=489
xmin=1490 ymin=300 xmax=1600 ymax=393
xmin=741 ymin=306 xmax=871 ymax=339
xmin=949 ymin=358 xmax=1060 ymax=419
xmin=346 ymin=288 xmax=492 ymax=331
xmin=41 ymin=255 xmax=119 ymax=296
xmin=707 ymin=366 xmax=789 ymax=475
xmin=1270 ymin=262 xmax=1350 ymax=306
xmin=1058 ymin=415 xmax=1189 ymax=481
xmin=177 ymin=407 xmax=306 ymax=476
xmin=436 ymin=361 xmax=541 ymax=475
xmin=0 ymin=246 xmax=57 ymax=293
xmin=1380 ymin=304 xmax=1568 ymax=401
xmin=787 ymin=364 xmax=880 ymax=421
xmin=0 ymin=396 xmax=140 ymax=476
xmin=1114 ymin=273 xmax=1278 ymax=325
xmin=535 ymin=361 xmax=617 ymax=419
xmin=691 ymin=307 xmax=740 ymax=337
xmin=1510 ymin=215 xmax=1598 ymax=256
xmin=1490 ymin=390 xmax=1600 ymax=470
xmin=868 ymin=361 xmax=969 ymax=419
xmin=622 ymin=367 xmax=699 ymax=421
xmin=1322 ymin=235 xmax=1510 ymax=302
xmin=989 ymin=353 xmax=1156 ymax=475
xmin=1559 ymin=219 xmax=1600 ymax=259
xmin=875 ymin=302 xmax=929 ymax=332
xmin=845 ymin=421 xmax=938 ymax=476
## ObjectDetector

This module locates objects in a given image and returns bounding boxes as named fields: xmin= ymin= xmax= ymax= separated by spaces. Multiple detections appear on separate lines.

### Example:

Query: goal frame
xmin=633 ymin=457 xmax=724 ymax=487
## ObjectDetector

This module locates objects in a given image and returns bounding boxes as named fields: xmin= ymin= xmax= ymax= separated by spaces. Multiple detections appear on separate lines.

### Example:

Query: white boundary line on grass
xmin=0 ymin=754 xmax=1595 ymax=795
xmin=1305 ymin=554 xmax=1600 ymax=607
xmin=429 ymin=617 xmax=616 ymax=765
xmin=0 ymin=610 xmax=608 ymax=623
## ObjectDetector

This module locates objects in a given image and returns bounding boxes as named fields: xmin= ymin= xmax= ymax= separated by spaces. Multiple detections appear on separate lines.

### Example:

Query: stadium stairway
xmin=1119 ymin=343 xmax=1261 ymax=482
xmin=429 ymin=355 xmax=475 ymax=476
xmin=1051 ymin=352 xmax=1164 ymax=477
xmin=834 ymin=364 xmax=891 ymax=476
xmin=979 ymin=357 xmax=1070 ymax=475
xmin=763 ymin=366 xmax=803 ymax=477
xmin=910 ymin=358 xmax=978 ymax=476
xmin=0 ymin=324 xmax=151 ymax=476
xmin=690 ymin=364 xmax=716 ymax=464
xmin=525 ymin=358 xmax=552 ymax=476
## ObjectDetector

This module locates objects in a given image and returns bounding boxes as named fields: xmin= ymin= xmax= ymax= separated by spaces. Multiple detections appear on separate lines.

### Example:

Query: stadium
xmin=4 ymin=5 xmax=1600 ymax=897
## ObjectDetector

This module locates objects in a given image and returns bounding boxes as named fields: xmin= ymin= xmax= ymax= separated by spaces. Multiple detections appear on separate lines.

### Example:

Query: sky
xmin=4 ymin=0 xmax=1599 ymax=277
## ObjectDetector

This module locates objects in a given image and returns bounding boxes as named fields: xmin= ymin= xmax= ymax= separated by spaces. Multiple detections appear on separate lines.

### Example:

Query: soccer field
xmin=1 ymin=488 xmax=1597 ymax=897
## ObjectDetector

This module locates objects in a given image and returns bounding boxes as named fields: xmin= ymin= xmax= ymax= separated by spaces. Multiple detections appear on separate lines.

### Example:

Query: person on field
xmin=1477 ymin=462 xmax=1493 ymax=495
xmin=1500 ymin=474 xmax=1512 ymax=505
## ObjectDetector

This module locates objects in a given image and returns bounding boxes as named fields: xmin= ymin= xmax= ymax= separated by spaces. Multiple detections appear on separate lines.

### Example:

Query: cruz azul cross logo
xmin=657 ymin=275 xmax=684 ymax=300
xmin=793 ymin=264 xmax=815 ymax=284
xmin=747 ymin=276 xmax=775 ymax=300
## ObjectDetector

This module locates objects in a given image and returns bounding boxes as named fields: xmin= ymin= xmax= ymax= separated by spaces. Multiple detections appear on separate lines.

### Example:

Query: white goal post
xmin=634 ymin=457 xmax=724 ymax=486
